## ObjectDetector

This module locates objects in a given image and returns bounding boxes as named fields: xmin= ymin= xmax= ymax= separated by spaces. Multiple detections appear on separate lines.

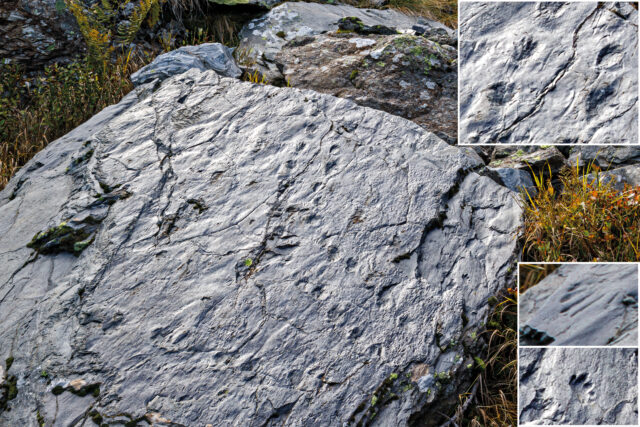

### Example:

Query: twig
xmin=438 ymin=380 xmax=480 ymax=427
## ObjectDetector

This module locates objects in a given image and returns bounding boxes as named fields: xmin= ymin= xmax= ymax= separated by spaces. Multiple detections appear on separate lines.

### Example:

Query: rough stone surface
xmin=595 ymin=164 xmax=640 ymax=191
xmin=488 ymin=146 xmax=567 ymax=173
xmin=569 ymin=145 xmax=640 ymax=169
xmin=131 ymin=43 xmax=242 ymax=86
xmin=0 ymin=69 xmax=521 ymax=426
xmin=489 ymin=167 xmax=536 ymax=195
xmin=237 ymin=2 xmax=452 ymax=81
xmin=0 ymin=0 xmax=83 ymax=69
xmin=519 ymin=347 xmax=638 ymax=425
xmin=520 ymin=264 xmax=638 ymax=346
xmin=274 ymin=32 xmax=458 ymax=142
xmin=460 ymin=2 xmax=638 ymax=145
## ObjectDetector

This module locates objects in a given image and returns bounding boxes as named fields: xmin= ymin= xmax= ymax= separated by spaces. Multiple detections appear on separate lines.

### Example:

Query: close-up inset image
xmin=519 ymin=263 xmax=638 ymax=346
xmin=519 ymin=347 xmax=639 ymax=425
xmin=460 ymin=2 xmax=639 ymax=145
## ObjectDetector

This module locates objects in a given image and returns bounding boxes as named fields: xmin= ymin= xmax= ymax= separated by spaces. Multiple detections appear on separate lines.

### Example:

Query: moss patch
xmin=27 ymin=223 xmax=91 ymax=256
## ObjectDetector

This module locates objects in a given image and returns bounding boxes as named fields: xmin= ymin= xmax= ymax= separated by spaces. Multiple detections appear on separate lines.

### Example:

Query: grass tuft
xmin=466 ymin=288 xmax=517 ymax=426
xmin=519 ymin=263 xmax=560 ymax=294
xmin=520 ymin=158 xmax=640 ymax=262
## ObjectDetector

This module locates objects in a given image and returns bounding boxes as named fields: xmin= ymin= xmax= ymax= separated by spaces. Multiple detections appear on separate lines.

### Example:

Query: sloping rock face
xmin=460 ymin=2 xmax=638 ymax=145
xmin=237 ymin=2 xmax=451 ymax=81
xmin=0 ymin=0 xmax=82 ymax=69
xmin=519 ymin=348 xmax=638 ymax=425
xmin=519 ymin=264 xmax=638 ymax=346
xmin=0 ymin=69 xmax=521 ymax=425
xmin=275 ymin=32 xmax=458 ymax=143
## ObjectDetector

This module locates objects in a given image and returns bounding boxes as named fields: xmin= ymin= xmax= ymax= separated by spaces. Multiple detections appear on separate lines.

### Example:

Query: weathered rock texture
xmin=519 ymin=347 xmax=638 ymax=425
xmin=0 ymin=68 xmax=521 ymax=425
xmin=275 ymin=32 xmax=458 ymax=143
xmin=520 ymin=264 xmax=638 ymax=346
xmin=460 ymin=2 xmax=638 ymax=145
xmin=131 ymin=43 xmax=242 ymax=86
xmin=0 ymin=0 xmax=82 ymax=69
xmin=237 ymin=2 xmax=450 ymax=80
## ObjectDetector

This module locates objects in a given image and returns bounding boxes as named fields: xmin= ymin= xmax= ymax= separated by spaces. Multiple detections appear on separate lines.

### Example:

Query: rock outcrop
xmin=0 ymin=66 xmax=521 ymax=425
xmin=460 ymin=2 xmax=638 ymax=145
xmin=237 ymin=2 xmax=450 ymax=81
xmin=519 ymin=348 xmax=638 ymax=425
xmin=519 ymin=264 xmax=638 ymax=346
xmin=131 ymin=43 xmax=242 ymax=86
xmin=274 ymin=32 xmax=458 ymax=143
xmin=237 ymin=2 xmax=458 ymax=142
xmin=0 ymin=0 xmax=82 ymax=69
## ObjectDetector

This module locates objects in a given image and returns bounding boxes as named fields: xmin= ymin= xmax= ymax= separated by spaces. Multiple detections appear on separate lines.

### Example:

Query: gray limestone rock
xmin=460 ymin=2 xmax=638 ymax=145
xmin=236 ymin=2 xmax=452 ymax=81
xmin=130 ymin=43 xmax=242 ymax=86
xmin=569 ymin=145 xmax=640 ymax=169
xmin=519 ymin=347 xmax=638 ymax=425
xmin=594 ymin=164 xmax=640 ymax=191
xmin=520 ymin=264 xmax=638 ymax=346
xmin=0 ymin=69 xmax=521 ymax=425
xmin=489 ymin=167 xmax=536 ymax=195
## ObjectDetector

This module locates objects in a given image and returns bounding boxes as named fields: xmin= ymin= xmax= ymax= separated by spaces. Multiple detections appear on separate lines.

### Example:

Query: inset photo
xmin=459 ymin=2 xmax=639 ymax=145
xmin=519 ymin=263 xmax=638 ymax=346
xmin=519 ymin=347 xmax=638 ymax=425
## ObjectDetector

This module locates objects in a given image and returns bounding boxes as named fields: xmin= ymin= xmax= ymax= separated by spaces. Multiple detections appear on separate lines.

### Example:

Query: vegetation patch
xmin=465 ymin=287 xmax=517 ymax=426
xmin=1 ymin=357 xmax=18 ymax=412
xmin=520 ymin=160 xmax=640 ymax=261
xmin=27 ymin=222 xmax=93 ymax=256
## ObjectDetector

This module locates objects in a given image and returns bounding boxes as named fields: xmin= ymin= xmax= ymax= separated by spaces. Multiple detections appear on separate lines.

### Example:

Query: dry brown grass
xmin=341 ymin=0 xmax=458 ymax=27
xmin=466 ymin=288 xmax=518 ymax=426
xmin=520 ymin=160 xmax=640 ymax=262
xmin=519 ymin=263 xmax=560 ymax=294
xmin=0 ymin=53 xmax=148 ymax=190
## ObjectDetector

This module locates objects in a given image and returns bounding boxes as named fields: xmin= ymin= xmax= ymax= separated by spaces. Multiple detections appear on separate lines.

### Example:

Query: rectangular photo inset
xmin=519 ymin=347 xmax=638 ymax=425
xmin=459 ymin=2 xmax=639 ymax=145
xmin=519 ymin=263 xmax=639 ymax=346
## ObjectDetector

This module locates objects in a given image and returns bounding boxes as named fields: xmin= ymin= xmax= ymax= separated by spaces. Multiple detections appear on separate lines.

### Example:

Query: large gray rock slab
xmin=519 ymin=348 xmax=638 ymax=425
xmin=520 ymin=264 xmax=638 ymax=346
xmin=237 ymin=2 xmax=452 ymax=81
xmin=130 ymin=43 xmax=242 ymax=86
xmin=460 ymin=2 xmax=638 ymax=145
xmin=0 ymin=69 xmax=521 ymax=425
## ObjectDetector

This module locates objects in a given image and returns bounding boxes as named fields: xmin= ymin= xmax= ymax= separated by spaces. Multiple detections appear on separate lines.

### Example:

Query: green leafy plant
xmin=65 ymin=0 xmax=163 ymax=70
